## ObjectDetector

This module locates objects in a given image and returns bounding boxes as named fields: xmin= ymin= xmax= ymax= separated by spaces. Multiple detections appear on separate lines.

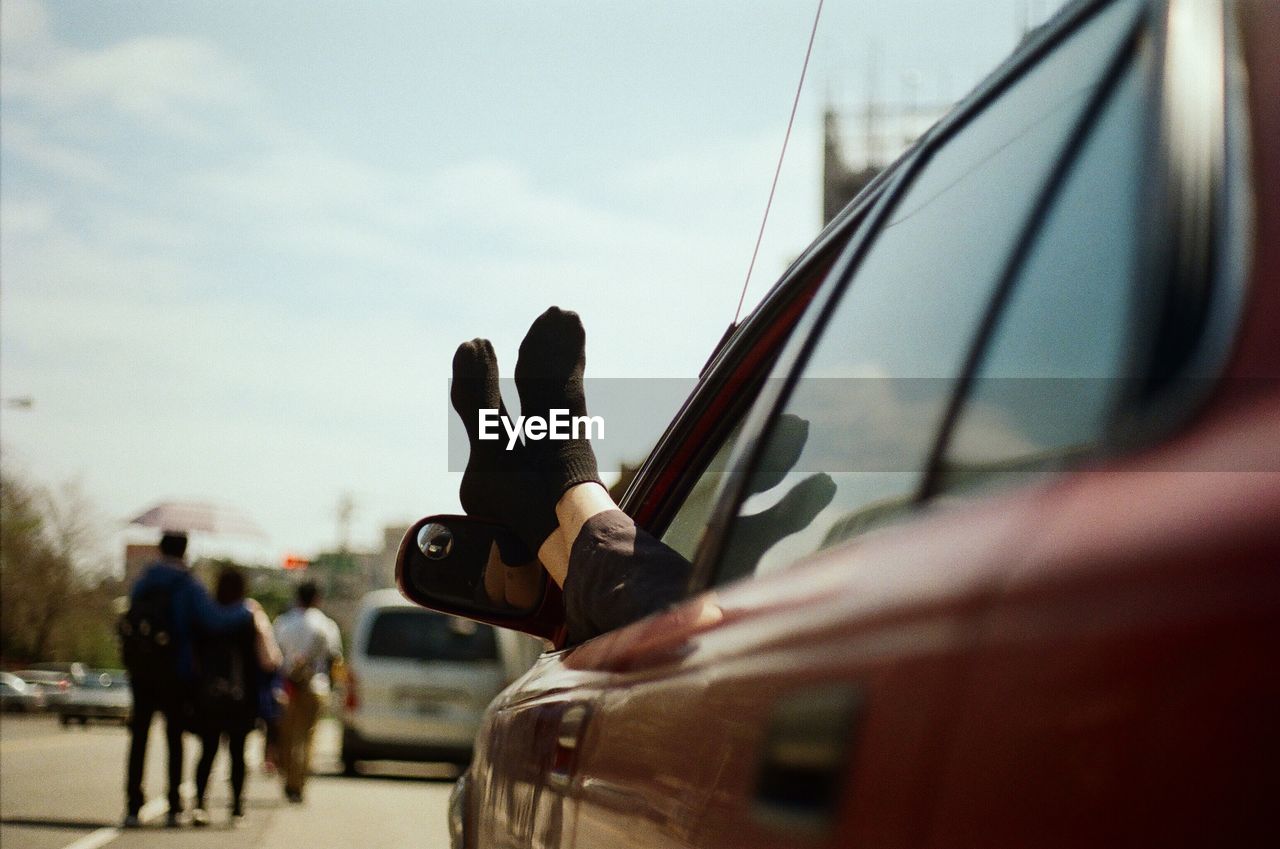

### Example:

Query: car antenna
xmin=731 ymin=0 xmax=825 ymax=331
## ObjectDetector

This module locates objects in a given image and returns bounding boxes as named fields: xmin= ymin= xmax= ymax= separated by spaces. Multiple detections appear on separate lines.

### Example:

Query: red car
xmin=402 ymin=0 xmax=1280 ymax=846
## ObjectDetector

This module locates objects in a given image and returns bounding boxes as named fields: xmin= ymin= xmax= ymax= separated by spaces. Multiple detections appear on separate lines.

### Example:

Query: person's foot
xmin=285 ymin=788 xmax=303 ymax=804
xmin=121 ymin=813 xmax=141 ymax=829
xmin=190 ymin=807 xmax=210 ymax=827
xmin=451 ymin=338 xmax=555 ymax=554
xmin=514 ymin=307 xmax=601 ymax=499
xmin=230 ymin=803 xmax=246 ymax=826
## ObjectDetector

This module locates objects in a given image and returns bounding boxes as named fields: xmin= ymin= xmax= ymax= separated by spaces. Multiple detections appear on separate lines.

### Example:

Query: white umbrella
xmin=127 ymin=500 xmax=267 ymax=539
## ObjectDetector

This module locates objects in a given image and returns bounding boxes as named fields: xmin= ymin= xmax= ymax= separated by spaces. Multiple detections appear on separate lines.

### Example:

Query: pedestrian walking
xmin=191 ymin=566 xmax=281 ymax=827
xmin=118 ymin=531 xmax=255 ymax=828
xmin=273 ymin=581 xmax=342 ymax=803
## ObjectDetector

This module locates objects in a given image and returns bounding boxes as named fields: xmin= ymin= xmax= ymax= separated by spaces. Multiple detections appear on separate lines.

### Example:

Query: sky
xmin=0 ymin=0 xmax=1062 ymax=568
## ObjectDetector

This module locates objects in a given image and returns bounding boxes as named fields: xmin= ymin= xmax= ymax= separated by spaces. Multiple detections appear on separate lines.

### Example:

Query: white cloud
xmin=17 ymin=36 xmax=252 ymax=112
xmin=2 ymin=1 xmax=262 ymax=144
xmin=0 ymin=196 xmax=55 ymax=239
xmin=0 ymin=123 xmax=124 ymax=192
xmin=0 ymin=0 xmax=50 ymax=52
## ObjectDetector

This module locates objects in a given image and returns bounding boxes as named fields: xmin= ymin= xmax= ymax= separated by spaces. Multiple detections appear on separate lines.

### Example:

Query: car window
xmin=937 ymin=58 xmax=1144 ymax=493
xmin=366 ymin=610 xmax=498 ymax=662
xmin=710 ymin=0 xmax=1140 ymax=586
xmin=660 ymin=420 xmax=745 ymax=560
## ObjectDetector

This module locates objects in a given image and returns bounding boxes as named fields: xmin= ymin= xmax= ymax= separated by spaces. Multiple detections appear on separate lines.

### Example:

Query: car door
xmin=555 ymin=3 xmax=1151 ymax=847
xmin=919 ymin=1 xmax=1280 ymax=845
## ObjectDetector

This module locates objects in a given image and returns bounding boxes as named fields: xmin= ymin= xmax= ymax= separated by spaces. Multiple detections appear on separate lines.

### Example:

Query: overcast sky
xmin=0 ymin=0 xmax=1060 ymax=567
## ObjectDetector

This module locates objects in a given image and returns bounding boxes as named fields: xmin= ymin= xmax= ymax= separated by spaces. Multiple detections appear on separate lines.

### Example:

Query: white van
xmin=340 ymin=589 xmax=539 ymax=772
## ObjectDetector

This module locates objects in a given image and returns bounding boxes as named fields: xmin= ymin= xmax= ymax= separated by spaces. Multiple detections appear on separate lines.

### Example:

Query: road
xmin=0 ymin=713 xmax=454 ymax=849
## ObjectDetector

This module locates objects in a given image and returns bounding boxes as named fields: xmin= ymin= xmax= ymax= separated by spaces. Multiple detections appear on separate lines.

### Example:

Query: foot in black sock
xmin=514 ymin=307 xmax=602 ymax=500
xmin=451 ymin=338 xmax=556 ymax=556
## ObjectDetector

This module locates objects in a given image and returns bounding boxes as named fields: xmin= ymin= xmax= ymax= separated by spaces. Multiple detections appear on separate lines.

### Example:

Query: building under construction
xmin=821 ymin=95 xmax=951 ymax=225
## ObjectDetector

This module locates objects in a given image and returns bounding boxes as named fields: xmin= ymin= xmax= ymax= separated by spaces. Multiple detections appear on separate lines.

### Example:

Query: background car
xmin=400 ymin=0 xmax=1280 ymax=847
xmin=0 ymin=671 xmax=47 ymax=713
xmin=57 ymin=669 xmax=131 ymax=726
xmin=13 ymin=669 xmax=75 ymax=710
xmin=339 ymin=589 xmax=539 ymax=774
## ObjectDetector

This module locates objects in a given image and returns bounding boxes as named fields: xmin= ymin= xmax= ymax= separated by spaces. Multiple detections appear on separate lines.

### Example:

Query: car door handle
xmin=548 ymin=703 xmax=589 ymax=789
xmin=753 ymin=684 xmax=863 ymax=832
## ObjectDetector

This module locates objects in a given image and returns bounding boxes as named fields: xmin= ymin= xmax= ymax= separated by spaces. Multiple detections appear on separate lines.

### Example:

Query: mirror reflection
xmin=399 ymin=515 xmax=545 ymax=619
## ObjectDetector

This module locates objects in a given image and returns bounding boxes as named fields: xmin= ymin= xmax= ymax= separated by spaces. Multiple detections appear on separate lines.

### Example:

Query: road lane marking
xmin=60 ymin=828 xmax=119 ymax=849
xmin=56 ymin=798 xmax=165 ymax=849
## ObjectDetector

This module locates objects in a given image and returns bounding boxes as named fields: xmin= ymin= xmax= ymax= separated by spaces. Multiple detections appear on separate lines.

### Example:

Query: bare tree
xmin=1 ymin=471 xmax=112 ymax=664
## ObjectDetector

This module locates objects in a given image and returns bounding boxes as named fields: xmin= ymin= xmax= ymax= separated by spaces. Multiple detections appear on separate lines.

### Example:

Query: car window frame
xmin=1107 ymin=0 xmax=1249 ymax=445
xmin=914 ymin=13 xmax=1148 ymax=499
xmin=924 ymin=0 xmax=1248 ymax=496
xmin=686 ymin=0 xmax=1150 ymax=593
xmin=616 ymin=161 xmax=900 ymax=534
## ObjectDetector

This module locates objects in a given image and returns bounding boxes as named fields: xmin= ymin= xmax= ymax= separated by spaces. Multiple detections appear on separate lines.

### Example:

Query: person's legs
xmin=161 ymin=702 xmax=185 ymax=815
xmin=124 ymin=692 xmax=156 ymax=817
xmin=282 ymin=688 xmax=319 ymax=799
xmin=194 ymin=727 xmax=220 ymax=809
xmin=297 ymin=691 xmax=323 ymax=795
xmin=279 ymin=696 xmax=301 ymax=798
xmin=228 ymin=726 xmax=249 ymax=815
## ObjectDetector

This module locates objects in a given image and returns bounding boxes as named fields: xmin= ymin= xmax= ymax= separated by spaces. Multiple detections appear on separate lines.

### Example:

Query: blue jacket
xmin=130 ymin=559 xmax=252 ymax=682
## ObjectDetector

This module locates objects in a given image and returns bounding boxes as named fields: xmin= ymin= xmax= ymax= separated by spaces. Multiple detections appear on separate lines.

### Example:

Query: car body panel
xmin=59 ymin=671 xmax=131 ymax=723
xmin=446 ymin=1 xmax=1280 ymax=846
xmin=0 ymin=672 xmax=47 ymax=713
xmin=926 ymin=398 xmax=1280 ymax=847
xmin=13 ymin=670 xmax=73 ymax=708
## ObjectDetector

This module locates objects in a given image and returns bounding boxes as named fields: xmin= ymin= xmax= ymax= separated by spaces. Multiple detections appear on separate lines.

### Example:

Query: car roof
xmin=358 ymin=587 xmax=420 ymax=611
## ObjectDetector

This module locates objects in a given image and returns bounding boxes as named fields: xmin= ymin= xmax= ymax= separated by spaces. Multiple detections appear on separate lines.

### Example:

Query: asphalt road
xmin=0 ymin=713 xmax=455 ymax=849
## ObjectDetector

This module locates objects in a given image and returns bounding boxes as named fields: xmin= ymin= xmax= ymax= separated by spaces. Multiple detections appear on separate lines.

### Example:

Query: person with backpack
xmin=119 ymin=531 xmax=257 ymax=828
xmin=190 ymin=566 xmax=280 ymax=827
xmin=272 ymin=581 xmax=342 ymax=803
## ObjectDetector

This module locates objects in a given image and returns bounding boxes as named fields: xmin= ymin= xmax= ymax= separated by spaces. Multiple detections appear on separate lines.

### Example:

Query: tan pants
xmin=279 ymin=686 xmax=323 ymax=795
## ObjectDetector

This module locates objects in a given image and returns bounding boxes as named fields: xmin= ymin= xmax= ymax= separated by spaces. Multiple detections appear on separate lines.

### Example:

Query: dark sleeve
xmin=183 ymin=579 xmax=252 ymax=634
xmin=563 ymin=509 xmax=692 ymax=644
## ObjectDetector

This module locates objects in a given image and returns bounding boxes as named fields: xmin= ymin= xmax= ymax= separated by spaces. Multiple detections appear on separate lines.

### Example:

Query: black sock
xmin=451 ymin=339 xmax=556 ymax=555
xmin=515 ymin=307 xmax=602 ymax=499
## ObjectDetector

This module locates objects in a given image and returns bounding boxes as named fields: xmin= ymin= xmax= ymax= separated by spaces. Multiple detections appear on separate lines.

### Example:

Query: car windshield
xmin=366 ymin=610 xmax=498 ymax=663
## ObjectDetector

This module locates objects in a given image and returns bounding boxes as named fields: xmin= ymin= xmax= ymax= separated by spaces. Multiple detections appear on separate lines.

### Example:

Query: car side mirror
xmin=395 ymin=514 xmax=566 ymax=643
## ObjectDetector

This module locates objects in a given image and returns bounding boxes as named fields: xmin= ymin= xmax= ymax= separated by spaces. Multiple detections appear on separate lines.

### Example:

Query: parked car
xmin=0 ymin=671 xmax=47 ymax=713
xmin=58 ymin=670 xmax=131 ymax=726
xmin=400 ymin=0 xmax=1279 ymax=847
xmin=13 ymin=669 xmax=74 ymax=709
xmin=24 ymin=661 xmax=88 ymax=683
xmin=340 ymin=589 xmax=538 ymax=774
